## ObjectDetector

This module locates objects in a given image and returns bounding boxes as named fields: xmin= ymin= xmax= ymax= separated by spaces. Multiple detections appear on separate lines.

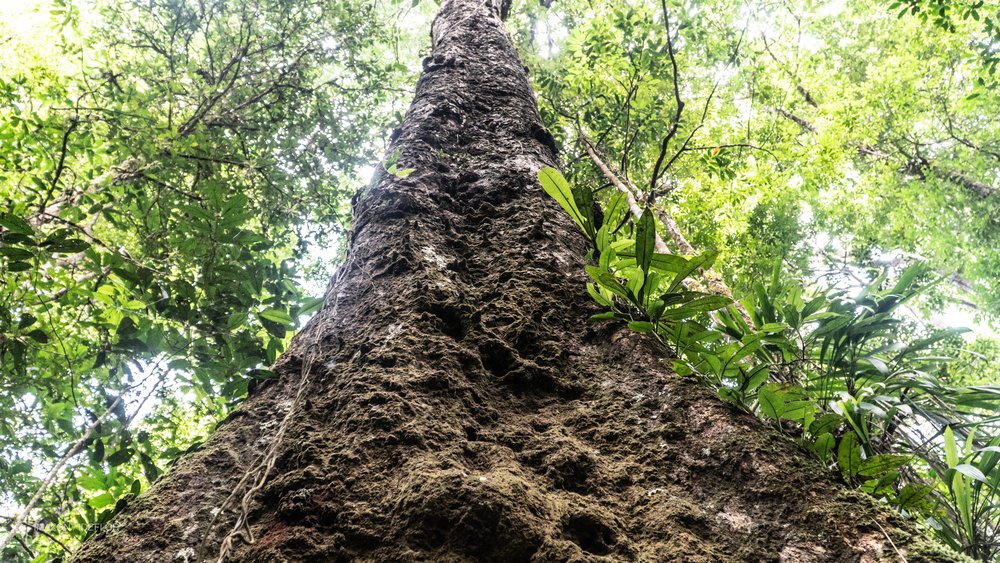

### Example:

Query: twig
xmin=871 ymin=517 xmax=908 ymax=563
xmin=682 ymin=143 xmax=783 ymax=168
xmin=649 ymin=6 xmax=749 ymax=201
xmin=0 ymin=516 xmax=71 ymax=554
xmin=45 ymin=118 xmax=80 ymax=206
xmin=0 ymin=365 xmax=164 ymax=556
xmin=771 ymin=107 xmax=816 ymax=132
xmin=648 ymin=0 xmax=685 ymax=198
xmin=760 ymin=33 xmax=818 ymax=107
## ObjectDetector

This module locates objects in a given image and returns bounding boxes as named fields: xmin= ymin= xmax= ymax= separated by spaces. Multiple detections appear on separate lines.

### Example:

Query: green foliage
xmin=520 ymin=0 xmax=1000 ymax=319
xmin=891 ymin=0 xmax=1000 ymax=78
xmin=929 ymin=427 xmax=1000 ymax=561
xmin=541 ymin=166 xmax=1000 ymax=561
xmin=539 ymin=166 xmax=596 ymax=239
xmin=0 ymin=0 xmax=423 ymax=558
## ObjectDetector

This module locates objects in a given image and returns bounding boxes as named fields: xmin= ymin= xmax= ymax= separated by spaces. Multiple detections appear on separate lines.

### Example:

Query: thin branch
xmin=650 ymin=9 xmax=749 ymax=200
xmin=580 ymin=133 xmax=669 ymax=253
xmin=14 ymin=534 xmax=34 ymax=558
xmin=0 ymin=516 xmax=71 ymax=554
xmin=46 ymin=118 xmax=80 ymax=202
xmin=683 ymin=143 xmax=783 ymax=168
xmin=761 ymin=33 xmax=818 ymax=107
xmin=771 ymin=107 xmax=816 ymax=132
xmin=857 ymin=143 xmax=997 ymax=198
xmin=0 ymin=367 xmax=165 ymax=556
xmin=941 ymin=93 xmax=1000 ymax=162
xmin=0 ymin=395 xmax=126 ymax=554
xmin=935 ymin=168 xmax=996 ymax=198
xmin=648 ymin=0 xmax=685 ymax=197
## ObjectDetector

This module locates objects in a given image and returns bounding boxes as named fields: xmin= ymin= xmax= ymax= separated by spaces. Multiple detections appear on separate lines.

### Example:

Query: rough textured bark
xmin=76 ymin=1 xmax=963 ymax=561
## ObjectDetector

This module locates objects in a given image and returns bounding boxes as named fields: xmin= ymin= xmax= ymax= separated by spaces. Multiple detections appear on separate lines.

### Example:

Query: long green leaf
xmin=666 ymin=250 xmax=718 ymax=294
xmin=0 ymin=214 xmax=34 ymax=236
xmin=858 ymin=454 xmax=910 ymax=477
xmin=838 ymin=432 xmax=862 ymax=480
xmin=538 ymin=167 xmax=589 ymax=235
xmin=659 ymin=295 xmax=732 ymax=321
xmin=572 ymin=184 xmax=596 ymax=240
xmin=635 ymin=208 xmax=655 ymax=280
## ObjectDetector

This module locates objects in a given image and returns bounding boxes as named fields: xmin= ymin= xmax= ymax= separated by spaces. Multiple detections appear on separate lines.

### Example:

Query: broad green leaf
xmin=590 ymin=311 xmax=618 ymax=321
xmin=299 ymin=297 xmax=325 ymax=316
xmin=895 ymin=484 xmax=933 ymax=509
xmin=107 ymin=448 xmax=134 ymax=467
xmin=538 ymin=167 xmax=589 ymax=235
xmin=650 ymin=253 xmax=690 ymax=273
xmin=78 ymin=476 xmax=106 ymax=491
xmin=587 ymin=283 xmax=613 ymax=306
xmin=758 ymin=384 xmax=786 ymax=419
xmin=0 ymin=214 xmax=34 ymax=235
xmin=742 ymin=364 xmax=769 ymax=393
xmin=666 ymin=250 xmax=717 ymax=294
xmin=814 ymin=432 xmax=835 ymax=464
xmin=88 ymin=493 xmax=115 ymax=509
xmin=17 ymin=314 xmax=36 ymax=329
xmin=858 ymin=454 xmax=910 ymax=476
xmin=585 ymin=265 xmax=632 ymax=302
xmin=949 ymin=463 xmax=988 ymax=483
xmin=809 ymin=413 xmax=844 ymax=437
xmin=571 ymin=184 xmax=596 ymax=240
xmin=140 ymin=452 xmax=160 ymax=483
xmin=729 ymin=332 xmax=765 ymax=366
xmin=887 ymin=262 xmax=926 ymax=298
xmin=944 ymin=426 xmax=960 ymax=467
xmin=45 ymin=238 xmax=91 ymax=253
xmin=26 ymin=329 xmax=48 ymax=343
xmin=635 ymin=208 xmax=655 ymax=280
xmin=0 ymin=247 xmax=33 ymax=260
xmin=838 ymin=432 xmax=862 ymax=480
xmin=628 ymin=321 xmax=655 ymax=332
xmin=673 ymin=361 xmax=694 ymax=376
xmin=260 ymin=308 xmax=294 ymax=326
xmin=659 ymin=295 xmax=731 ymax=321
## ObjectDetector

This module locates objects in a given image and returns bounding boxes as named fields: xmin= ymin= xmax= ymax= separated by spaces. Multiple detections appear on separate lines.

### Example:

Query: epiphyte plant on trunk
xmin=539 ymin=162 xmax=1000 ymax=560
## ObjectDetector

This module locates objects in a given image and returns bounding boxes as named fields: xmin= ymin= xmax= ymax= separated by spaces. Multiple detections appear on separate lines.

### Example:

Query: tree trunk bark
xmin=75 ymin=1 xmax=962 ymax=561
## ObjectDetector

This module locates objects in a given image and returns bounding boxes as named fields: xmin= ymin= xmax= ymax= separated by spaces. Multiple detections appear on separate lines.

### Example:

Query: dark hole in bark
xmin=544 ymin=449 xmax=595 ymax=492
xmin=425 ymin=302 xmax=467 ymax=340
xmin=477 ymin=341 xmax=516 ymax=378
xmin=563 ymin=513 xmax=616 ymax=555
xmin=513 ymin=329 xmax=543 ymax=358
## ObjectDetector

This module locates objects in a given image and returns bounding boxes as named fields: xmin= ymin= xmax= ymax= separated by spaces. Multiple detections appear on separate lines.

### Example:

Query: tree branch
xmin=648 ymin=0 xmax=685 ymax=197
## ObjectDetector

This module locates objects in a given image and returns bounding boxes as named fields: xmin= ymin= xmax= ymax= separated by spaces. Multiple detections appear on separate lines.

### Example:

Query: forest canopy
xmin=1 ymin=0 xmax=999 ymax=560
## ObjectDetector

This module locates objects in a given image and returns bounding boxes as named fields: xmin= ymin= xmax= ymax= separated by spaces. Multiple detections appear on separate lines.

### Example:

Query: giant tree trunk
xmin=75 ymin=1 xmax=961 ymax=561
